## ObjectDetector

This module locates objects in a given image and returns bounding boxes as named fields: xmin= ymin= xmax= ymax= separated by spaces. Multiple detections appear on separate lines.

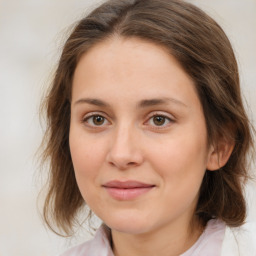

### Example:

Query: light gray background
xmin=0 ymin=0 xmax=255 ymax=255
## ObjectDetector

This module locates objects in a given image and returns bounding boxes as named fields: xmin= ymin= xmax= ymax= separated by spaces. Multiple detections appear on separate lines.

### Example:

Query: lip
xmin=102 ymin=180 xmax=155 ymax=200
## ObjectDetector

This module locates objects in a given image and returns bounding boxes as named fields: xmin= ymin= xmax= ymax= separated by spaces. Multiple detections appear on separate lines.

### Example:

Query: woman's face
xmin=70 ymin=37 xmax=213 ymax=235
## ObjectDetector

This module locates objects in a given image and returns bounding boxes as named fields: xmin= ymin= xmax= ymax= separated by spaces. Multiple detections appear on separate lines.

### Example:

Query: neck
xmin=111 ymin=216 xmax=204 ymax=256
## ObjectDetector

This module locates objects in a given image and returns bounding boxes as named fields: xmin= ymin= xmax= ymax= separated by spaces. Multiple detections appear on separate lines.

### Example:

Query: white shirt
xmin=60 ymin=218 xmax=256 ymax=256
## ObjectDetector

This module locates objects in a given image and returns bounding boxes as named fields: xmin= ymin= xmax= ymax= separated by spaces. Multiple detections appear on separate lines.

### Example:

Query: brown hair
xmin=41 ymin=0 xmax=254 ymax=235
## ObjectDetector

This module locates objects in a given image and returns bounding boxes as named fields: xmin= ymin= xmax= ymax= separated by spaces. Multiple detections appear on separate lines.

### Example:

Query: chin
xmin=109 ymin=222 xmax=149 ymax=235
xmin=102 ymin=211 xmax=151 ymax=235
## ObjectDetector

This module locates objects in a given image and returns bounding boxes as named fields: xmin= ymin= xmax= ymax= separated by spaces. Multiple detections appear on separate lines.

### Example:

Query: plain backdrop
xmin=0 ymin=0 xmax=255 ymax=255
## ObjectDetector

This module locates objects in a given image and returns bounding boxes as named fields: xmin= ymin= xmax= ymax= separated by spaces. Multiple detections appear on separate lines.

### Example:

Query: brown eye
xmin=93 ymin=115 xmax=105 ymax=125
xmin=83 ymin=114 xmax=109 ymax=127
xmin=153 ymin=116 xmax=166 ymax=126
xmin=146 ymin=114 xmax=173 ymax=128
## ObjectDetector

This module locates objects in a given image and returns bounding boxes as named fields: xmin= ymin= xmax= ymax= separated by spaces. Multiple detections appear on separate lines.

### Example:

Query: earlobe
xmin=206 ymin=139 xmax=235 ymax=171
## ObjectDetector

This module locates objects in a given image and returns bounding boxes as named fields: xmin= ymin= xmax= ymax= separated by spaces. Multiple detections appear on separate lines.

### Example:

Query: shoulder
xmin=181 ymin=219 xmax=226 ymax=256
xmin=58 ymin=225 xmax=113 ymax=256
xmin=221 ymin=221 xmax=256 ymax=256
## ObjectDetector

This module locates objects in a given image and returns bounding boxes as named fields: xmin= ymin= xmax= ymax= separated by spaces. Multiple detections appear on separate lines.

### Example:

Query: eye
xmin=82 ymin=114 xmax=110 ymax=127
xmin=152 ymin=116 xmax=167 ymax=126
xmin=146 ymin=114 xmax=174 ymax=128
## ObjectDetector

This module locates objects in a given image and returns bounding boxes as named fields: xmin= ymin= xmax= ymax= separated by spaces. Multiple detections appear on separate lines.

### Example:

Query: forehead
xmin=72 ymin=36 xmax=199 ymax=109
xmin=75 ymin=36 xmax=186 ymax=79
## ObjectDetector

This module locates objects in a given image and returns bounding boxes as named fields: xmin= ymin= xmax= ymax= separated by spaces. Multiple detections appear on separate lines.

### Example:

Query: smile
xmin=102 ymin=180 xmax=155 ymax=201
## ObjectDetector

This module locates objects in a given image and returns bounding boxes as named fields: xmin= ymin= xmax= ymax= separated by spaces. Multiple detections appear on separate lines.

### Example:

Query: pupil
xmin=93 ymin=116 xmax=104 ymax=125
xmin=154 ymin=116 xmax=165 ymax=125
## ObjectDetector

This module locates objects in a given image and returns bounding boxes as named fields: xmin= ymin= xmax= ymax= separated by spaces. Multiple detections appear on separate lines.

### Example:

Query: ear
xmin=206 ymin=138 xmax=235 ymax=171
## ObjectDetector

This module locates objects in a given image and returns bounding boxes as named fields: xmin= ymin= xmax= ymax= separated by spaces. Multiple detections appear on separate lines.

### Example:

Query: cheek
xmin=148 ymin=124 xmax=208 ymax=185
xmin=69 ymin=131 xmax=107 ymax=210
xmin=69 ymin=128 xmax=107 ymax=188
xmin=149 ymin=132 xmax=208 ymax=212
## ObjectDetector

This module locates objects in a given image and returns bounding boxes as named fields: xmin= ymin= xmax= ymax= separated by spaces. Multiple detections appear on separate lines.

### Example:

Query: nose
xmin=106 ymin=124 xmax=144 ymax=170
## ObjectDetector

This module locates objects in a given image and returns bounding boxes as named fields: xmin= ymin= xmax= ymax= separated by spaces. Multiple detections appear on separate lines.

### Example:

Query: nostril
xmin=108 ymin=160 xmax=139 ymax=170
xmin=127 ymin=162 xmax=137 ymax=166
xmin=109 ymin=162 xmax=115 ymax=167
xmin=106 ymin=143 xmax=144 ymax=170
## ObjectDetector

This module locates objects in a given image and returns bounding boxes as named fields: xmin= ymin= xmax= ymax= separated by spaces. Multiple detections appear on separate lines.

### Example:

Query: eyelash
xmin=81 ymin=112 xmax=174 ymax=129
xmin=145 ymin=113 xmax=174 ymax=129
xmin=82 ymin=113 xmax=111 ymax=128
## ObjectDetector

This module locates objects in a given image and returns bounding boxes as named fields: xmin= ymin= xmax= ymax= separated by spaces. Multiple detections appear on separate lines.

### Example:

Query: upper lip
xmin=103 ymin=180 xmax=155 ymax=189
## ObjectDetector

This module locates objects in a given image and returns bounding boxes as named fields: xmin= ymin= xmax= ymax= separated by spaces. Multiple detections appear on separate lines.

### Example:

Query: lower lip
xmin=104 ymin=187 xmax=154 ymax=200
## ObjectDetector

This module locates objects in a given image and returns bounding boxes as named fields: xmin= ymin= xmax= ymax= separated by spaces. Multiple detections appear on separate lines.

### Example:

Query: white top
xmin=58 ymin=181 xmax=256 ymax=256
xmin=181 ymin=219 xmax=225 ymax=256
xmin=59 ymin=218 xmax=256 ymax=256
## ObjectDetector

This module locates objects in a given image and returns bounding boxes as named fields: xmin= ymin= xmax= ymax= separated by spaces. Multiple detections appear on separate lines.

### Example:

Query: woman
xmin=41 ymin=0 xmax=255 ymax=255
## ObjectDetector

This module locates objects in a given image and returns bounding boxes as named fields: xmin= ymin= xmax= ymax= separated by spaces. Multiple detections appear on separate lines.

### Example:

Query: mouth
xmin=102 ymin=180 xmax=155 ymax=200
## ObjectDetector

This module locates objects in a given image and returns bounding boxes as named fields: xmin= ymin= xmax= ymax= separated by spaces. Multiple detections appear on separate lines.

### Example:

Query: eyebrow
xmin=74 ymin=97 xmax=187 ymax=108
xmin=138 ymin=98 xmax=187 ymax=108
xmin=74 ymin=98 xmax=110 ymax=107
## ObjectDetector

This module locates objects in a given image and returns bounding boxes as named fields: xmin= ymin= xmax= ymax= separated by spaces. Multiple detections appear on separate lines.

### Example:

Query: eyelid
xmin=144 ymin=111 xmax=175 ymax=128
xmin=80 ymin=111 xmax=175 ymax=129
xmin=146 ymin=111 xmax=175 ymax=120
xmin=81 ymin=111 xmax=111 ymax=127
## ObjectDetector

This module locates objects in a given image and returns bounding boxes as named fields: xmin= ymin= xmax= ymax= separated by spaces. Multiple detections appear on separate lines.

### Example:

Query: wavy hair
xmin=40 ymin=0 xmax=254 ymax=235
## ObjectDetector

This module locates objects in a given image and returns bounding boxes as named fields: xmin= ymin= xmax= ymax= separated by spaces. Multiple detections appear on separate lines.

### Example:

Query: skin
xmin=69 ymin=37 xmax=231 ymax=256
